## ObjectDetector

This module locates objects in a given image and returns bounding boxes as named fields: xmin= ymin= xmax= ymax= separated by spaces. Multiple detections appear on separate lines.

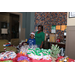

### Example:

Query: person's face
xmin=38 ymin=27 xmax=41 ymax=32
xmin=31 ymin=34 xmax=34 ymax=38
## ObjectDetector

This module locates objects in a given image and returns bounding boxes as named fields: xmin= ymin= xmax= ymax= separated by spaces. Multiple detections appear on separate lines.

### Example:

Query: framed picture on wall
xmin=51 ymin=25 xmax=56 ymax=33
xmin=69 ymin=12 xmax=75 ymax=18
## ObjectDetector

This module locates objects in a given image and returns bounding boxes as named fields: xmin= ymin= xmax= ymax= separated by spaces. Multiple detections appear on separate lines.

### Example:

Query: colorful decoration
xmin=51 ymin=44 xmax=60 ymax=58
xmin=20 ymin=46 xmax=27 ymax=56
xmin=59 ymin=56 xmax=69 ymax=62
xmin=3 ymin=43 xmax=11 ymax=47
xmin=0 ymin=60 xmax=13 ymax=62
xmin=27 ymin=48 xmax=52 ymax=60
xmin=0 ymin=51 xmax=16 ymax=60
xmin=17 ymin=56 xmax=29 ymax=62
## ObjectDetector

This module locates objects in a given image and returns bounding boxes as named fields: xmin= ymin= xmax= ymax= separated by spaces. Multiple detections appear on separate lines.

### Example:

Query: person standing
xmin=35 ymin=25 xmax=45 ymax=48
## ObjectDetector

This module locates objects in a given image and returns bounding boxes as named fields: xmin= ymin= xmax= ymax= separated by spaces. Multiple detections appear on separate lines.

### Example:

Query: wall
xmin=30 ymin=12 xmax=35 ymax=33
xmin=67 ymin=12 xmax=75 ymax=26
xmin=34 ymin=12 xmax=67 ymax=41
xmin=20 ymin=12 xmax=30 ymax=38
xmin=20 ymin=12 xmax=35 ymax=39
xmin=0 ymin=13 xmax=9 ymax=23
xmin=65 ymin=12 xmax=75 ymax=59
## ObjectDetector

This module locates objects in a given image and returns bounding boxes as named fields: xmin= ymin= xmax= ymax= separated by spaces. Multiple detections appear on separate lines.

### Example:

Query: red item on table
xmin=25 ymin=55 xmax=52 ymax=62
xmin=0 ymin=53 xmax=25 ymax=62
xmin=56 ymin=39 xmax=60 ymax=42
xmin=1 ymin=53 xmax=74 ymax=62
xmin=31 ymin=59 xmax=52 ymax=62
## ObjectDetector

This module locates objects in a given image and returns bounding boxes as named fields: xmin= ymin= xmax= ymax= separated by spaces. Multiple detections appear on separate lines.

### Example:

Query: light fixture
xmin=1 ymin=28 xmax=8 ymax=34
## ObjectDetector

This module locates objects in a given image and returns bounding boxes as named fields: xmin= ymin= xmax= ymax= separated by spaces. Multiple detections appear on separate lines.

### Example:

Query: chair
xmin=0 ymin=40 xmax=17 ymax=53
xmin=11 ymin=38 xmax=19 ymax=46
xmin=43 ymin=41 xmax=51 ymax=49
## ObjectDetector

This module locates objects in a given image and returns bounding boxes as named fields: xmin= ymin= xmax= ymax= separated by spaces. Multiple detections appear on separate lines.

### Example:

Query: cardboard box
xmin=49 ymin=34 xmax=56 ymax=42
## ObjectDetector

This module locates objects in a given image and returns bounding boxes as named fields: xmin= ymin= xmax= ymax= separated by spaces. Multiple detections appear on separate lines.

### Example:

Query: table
xmin=56 ymin=56 xmax=75 ymax=62
xmin=43 ymin=41 xmax=65 ymax=49
xmin=50 ymin=42 xmax=65 ymax=48
xmin=0 ymin=53 xmax=74 ymax=62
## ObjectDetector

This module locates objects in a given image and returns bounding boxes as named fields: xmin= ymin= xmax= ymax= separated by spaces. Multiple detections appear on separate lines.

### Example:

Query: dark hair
xmin=38 ymin=25 xmax=43 ymax=31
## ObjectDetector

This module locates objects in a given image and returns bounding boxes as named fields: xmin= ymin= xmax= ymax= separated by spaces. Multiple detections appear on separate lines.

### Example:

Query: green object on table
xmin=27 ymin=47 xmax=52 ymax=57
xmin=3 ymin=60 xmax=13 ymax=62
xmin=47 ymin=51 xmax=51 ymax=55
xmin=31 ymin=51 xmax=35 ymax=55
xmin=28 ymin=48 xmax=33 ymax=50
xmin=27 ymin=52 xmax=31 ymax=54
xmin=35 ymin=48 xmax=40 ymax=50
xmin=36 ymin=53 xmax=41 ymax=56
xmin=50 ymin=44 xmax=60 ymax=58
xmin=43 ymin=53 xmax=48 ymax=56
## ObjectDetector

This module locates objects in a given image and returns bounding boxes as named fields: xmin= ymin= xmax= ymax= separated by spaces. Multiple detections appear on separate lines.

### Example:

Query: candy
xmin=20 ymin=45 xmax=52 ymax=60
xmin=17 ymin=56 xmax=29 ymax=62
xmin=27 ymin=48 xmax=52 ymax=60
xmin=20 ymin=60 xmax=28 ymax=62
xmin=0 ymin=51 xmax=16 ymax=60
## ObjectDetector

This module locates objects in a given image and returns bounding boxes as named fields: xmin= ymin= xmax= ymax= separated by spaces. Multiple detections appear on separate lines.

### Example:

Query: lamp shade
xmin=1 ymin=28 xmax=8 ymax=34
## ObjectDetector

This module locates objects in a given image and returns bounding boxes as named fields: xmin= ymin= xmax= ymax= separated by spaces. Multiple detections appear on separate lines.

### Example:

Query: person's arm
xmin=40 ymin=33 xmax=45 ymax=48
xmin=40 ymin=41 xmax=44 ymax=48
xmin=27 ymin=39 xmax=29 ymax=44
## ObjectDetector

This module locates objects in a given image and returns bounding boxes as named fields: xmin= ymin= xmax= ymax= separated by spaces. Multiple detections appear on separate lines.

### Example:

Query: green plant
xmin=51 ymin=44 xmax=60 ymax=58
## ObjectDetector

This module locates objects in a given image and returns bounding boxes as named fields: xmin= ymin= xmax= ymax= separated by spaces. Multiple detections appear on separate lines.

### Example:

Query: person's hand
xmin=40 ymin=45 xmax=42 ymax=48
xmin=40 ymin=42 xmax=43 ymax=48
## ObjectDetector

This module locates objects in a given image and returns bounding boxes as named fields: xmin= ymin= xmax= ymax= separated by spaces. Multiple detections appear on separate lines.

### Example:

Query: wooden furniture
xmin=50 ymin=42 xmax=65 ymax=48
xmin=0 ymin=40 xmax=17 ymax=53
xmin=43 ymin=41 xmax=65 ymax=49
xmin=11 ymin=39 xmax=19 ymax=46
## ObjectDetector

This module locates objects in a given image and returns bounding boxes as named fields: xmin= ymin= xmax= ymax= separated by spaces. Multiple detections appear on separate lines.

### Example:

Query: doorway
xmin=0 ymin=12 xmax=24 ymax=42
xmin=9 ymin=12 xmax=25 ymax=42
xmin=9 ymin=13 xmax=19 ymax=39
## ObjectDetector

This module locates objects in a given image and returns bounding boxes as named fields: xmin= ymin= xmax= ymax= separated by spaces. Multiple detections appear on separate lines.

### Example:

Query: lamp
xmin=1 ymin=28 xmax=8 ymax=39
xmin=1 ymin=28 xmax=8 ymax=34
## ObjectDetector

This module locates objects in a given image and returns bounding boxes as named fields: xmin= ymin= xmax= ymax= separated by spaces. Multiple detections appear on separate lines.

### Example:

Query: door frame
xmin=8 ymin=12 xmax=25 ymax=42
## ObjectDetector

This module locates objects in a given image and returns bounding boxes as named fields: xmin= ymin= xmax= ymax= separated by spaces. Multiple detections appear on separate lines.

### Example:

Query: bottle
xmin=59 ymin=59 xmax=62 ymax=62
xmin=64 ymin=57 xmax=67 ymax=62
xmin=62 ymin=58 xmax=64 ymax=62
xmin=26 ymin=39 xmax=27 ymax=42
xmin=65 ymin=56 xmax=69 ymax=61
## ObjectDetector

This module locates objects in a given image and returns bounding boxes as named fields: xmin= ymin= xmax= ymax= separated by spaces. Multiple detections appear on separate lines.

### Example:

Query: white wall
xmin=67 ymin=12 xmax=75 ymax=26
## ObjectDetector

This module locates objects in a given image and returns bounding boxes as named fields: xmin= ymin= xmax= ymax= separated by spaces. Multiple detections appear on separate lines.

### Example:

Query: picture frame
xmin=51 ymin=25 xmax=56 ymax=33
xmin=69 ymin=12 xmax=75 ymax=18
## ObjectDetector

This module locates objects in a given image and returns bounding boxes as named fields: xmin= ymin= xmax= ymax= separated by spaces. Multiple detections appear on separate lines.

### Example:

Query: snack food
xmin=27 ymin=48 xmax=52 ymax=60
xmin=0 ymin=51 xmax=16 ymax=60
xmin=17 ymin=56 xmax=29 ymax=62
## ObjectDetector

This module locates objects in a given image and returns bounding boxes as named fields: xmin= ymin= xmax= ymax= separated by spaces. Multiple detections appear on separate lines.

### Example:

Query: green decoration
xmin=51 ymin=44 xmax=60 ymax=58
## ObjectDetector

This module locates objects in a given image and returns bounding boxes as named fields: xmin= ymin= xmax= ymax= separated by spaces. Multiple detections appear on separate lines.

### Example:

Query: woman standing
xmin=35 ymin=25 xmax=45 ymax=48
